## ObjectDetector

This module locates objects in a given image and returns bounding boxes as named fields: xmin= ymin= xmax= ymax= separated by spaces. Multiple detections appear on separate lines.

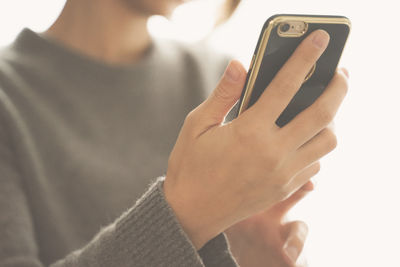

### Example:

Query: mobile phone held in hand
xmin=234 ymin=14 xmax=351 ymax=127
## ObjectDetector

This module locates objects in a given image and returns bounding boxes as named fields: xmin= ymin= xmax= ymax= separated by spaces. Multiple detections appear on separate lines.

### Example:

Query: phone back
xmin=235 ymin=15 xmax=350 ymax=127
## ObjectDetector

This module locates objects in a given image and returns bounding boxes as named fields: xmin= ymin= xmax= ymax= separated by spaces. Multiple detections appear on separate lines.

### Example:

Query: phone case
xmin=234 ymin=14 xmax=351 ymax=127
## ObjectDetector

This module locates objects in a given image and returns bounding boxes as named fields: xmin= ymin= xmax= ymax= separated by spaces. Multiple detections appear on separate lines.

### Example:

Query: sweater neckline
xmin=12 ymin=28 xmax=160 ymax=76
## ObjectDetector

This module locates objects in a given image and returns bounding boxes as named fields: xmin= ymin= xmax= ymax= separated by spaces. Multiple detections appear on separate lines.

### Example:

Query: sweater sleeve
xmin=50 ymin=176 xmax=239 ymax=267
xmin=0 ymin=47 xmax=239 ymax=266
xmin=0 ymin=166 xmax=238 ymax=267
xmin=0 ymin=99 xmax=238 ymax=267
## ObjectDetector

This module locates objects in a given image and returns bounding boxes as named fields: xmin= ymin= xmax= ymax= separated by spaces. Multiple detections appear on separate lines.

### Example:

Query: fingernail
xmin=225 ymin=61 xmax=241 ymax=82
xmin=312 ymin=30 xmax=330 ymax=49
xmin=284 ymin=244 xmax=299 ymax=263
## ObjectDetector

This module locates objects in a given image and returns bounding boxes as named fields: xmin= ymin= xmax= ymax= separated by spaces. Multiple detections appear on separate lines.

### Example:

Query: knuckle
xmin=323 ymin=128 xmax=338 ymax=151
xmin=184 ymin=110 xmax=196 ymax=125
xmin=232 ymin=122 xmax=286 ymax=171
xmin=213 ymin=83 xmax=232 ymax=103
xmin=183 ymin=109 xmax=202 ymax=134
xmin=273 ymin=75 xmax=299 ymax=97
xmin=315 ymin=104 xmax=335 ymax=124
xmin=233 ymin=125 xmax=282 ymax=168
xmin=232 ymin=120 xmax=265 ymax=144
xmin=307 ymin=161 xmax=321 ymax=178
xmin=331 ymin=72 xmax=349 ymax=97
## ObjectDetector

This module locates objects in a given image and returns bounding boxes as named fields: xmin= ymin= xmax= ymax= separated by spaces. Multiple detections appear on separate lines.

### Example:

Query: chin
xmin=122 ymin=0 xmax=188 ymax=17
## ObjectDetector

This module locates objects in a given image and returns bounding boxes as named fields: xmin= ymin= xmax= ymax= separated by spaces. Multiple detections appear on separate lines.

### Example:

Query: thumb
xmin=282 ymin=221 xmax=308 ymax=265
xmin=268 ymin=181 xmax=314 ymax=219
xmin=201 ymin=60 xmax=247 ymax=124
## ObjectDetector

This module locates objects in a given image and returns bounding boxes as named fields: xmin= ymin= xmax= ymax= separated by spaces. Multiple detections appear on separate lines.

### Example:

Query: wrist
xmin=225 ymin=227 xmax=244 ymax=257
xmin=163 ymin=177 xmax=223 ymax=250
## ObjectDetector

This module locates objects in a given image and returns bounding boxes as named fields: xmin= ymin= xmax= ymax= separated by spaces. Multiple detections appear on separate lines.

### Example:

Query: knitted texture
xmin=0 ymin=29 xmax=238 ymax=266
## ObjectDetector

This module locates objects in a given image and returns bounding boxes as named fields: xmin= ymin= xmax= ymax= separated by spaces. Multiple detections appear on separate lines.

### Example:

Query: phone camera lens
xmin=280 ymin=23 xmax=290 ymax=33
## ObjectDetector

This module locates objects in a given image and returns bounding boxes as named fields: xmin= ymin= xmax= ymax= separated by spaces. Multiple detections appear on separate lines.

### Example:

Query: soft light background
xmin=1 ymin=0 xmax=399 ymax=266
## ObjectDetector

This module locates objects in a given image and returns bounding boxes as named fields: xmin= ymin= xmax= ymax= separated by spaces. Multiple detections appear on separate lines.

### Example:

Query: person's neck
xmin=44 ymin=0 xmax=152 ymax=65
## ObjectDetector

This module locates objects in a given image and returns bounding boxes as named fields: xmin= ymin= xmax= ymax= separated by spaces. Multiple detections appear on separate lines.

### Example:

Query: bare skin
xmin=45 ymin=0 xmax=152 ymax=64
xmin=164 ymin=29 xmax=348 ymax=254
xmin=225 ymin=181 xmax=314 ymax=267
xmin=44 ymin=1 xmax=348 ymax=266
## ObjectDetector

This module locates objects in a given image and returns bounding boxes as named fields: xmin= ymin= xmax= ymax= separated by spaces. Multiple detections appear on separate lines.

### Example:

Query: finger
xmin=341 ymin=67 xmax=350 ymax=78
xmin=287 ymin=124 xmax=337 ymax=179
xmin=249 ymin=30 xmax=330 ymax=123
xmin=287 ymin=161 xmax=321 ymax=194
xmin=200 ymin=60 xmax=247 ymax=125
xmin=281 ymin=69 xmax=348 ymax=150
xmin=269 ymin=181 xmax=313 ymax=218
xmin=283 ymin=126 xmax=335 ymax=182
xmin=300 ymin=180 xmax=314 ymax=191
xmin=282 ymin=221 xmax=309 ymax=265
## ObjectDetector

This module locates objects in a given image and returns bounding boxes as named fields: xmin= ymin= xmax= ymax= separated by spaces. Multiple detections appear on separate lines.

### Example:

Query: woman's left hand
xmin=225 ymin=181 xmax=314 ymax=267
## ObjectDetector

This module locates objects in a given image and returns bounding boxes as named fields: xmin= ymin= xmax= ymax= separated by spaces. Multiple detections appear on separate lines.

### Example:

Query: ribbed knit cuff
xmin=199 ymin=232 xmax=238 ymax=267
xmin=115 ymin=176 xmax=204 ymax=266
xmin=114 ymin=176 xmax=238 ymax=267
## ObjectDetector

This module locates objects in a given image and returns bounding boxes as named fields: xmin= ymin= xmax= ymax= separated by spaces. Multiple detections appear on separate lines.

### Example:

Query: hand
xmin=225 ymin=181 xmax=314 ymax=267
xmin=163 ymin=30 xmax=348 ymax=249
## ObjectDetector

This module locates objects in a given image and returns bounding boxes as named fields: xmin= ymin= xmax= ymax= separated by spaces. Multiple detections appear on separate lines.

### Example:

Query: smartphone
xmin=232 ymin=14 xmax=351 ymax=127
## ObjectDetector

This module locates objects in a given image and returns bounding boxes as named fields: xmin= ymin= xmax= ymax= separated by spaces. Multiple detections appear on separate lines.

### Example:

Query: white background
xmin=1 ymin=0 xmax=399 ymax=266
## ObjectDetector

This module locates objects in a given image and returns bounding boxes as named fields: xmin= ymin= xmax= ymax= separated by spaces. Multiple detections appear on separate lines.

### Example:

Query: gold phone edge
xmin=237 ymin=15 xmax=351 ymax=116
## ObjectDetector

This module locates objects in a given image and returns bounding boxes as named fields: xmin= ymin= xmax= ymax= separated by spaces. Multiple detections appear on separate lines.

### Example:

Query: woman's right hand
xmin=163 ymin=30 xmax=348 ymax=250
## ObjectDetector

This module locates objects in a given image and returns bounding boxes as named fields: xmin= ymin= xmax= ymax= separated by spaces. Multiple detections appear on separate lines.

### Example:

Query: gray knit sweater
xmin=0 ymin=29 xmax=239 ymax=267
